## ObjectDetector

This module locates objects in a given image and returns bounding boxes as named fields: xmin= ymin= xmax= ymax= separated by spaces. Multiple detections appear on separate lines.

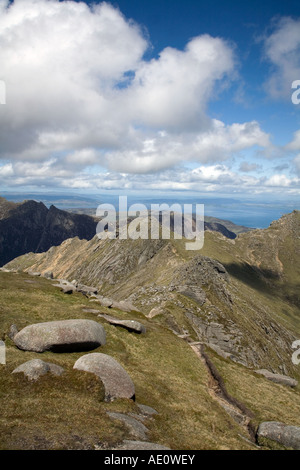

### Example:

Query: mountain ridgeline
xmin=0 ymin=196 xmax=250 ymax=266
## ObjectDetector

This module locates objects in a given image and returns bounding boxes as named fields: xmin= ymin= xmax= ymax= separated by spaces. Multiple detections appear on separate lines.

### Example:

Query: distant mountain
xmin=67 ymin=207 xmax=252 ymax=237
xmin=0 ymin=196 xmax=252 ymax=267
xmin=0 ymin=197 xmax=97 ymax=266
xmin=204 ymin=215 xmax=254 ymax=235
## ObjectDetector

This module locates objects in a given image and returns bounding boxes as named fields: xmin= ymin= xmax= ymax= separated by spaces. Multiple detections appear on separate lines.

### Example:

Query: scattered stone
xmin=90 ymin=296 xmax=114 ymax=308
xmin=8 ymin=324 xmax=18 ymax=340
xmin=43 ymin=271 xmax=54 ymax=279
xmin=255 ymin=369 xmax=298 ymax=388
xmin=111 ymin=300 xmax=136 ymax=312
xmin=27 ymin=271 xmax=41 ymax=277
xmin=62 ymin=286 xmax=76 ymax=294
xmin=98 ymin=314 xmax=146 ymax=334
xmin=12 ymin=359 xmax=64 ymax=381
xmin=137 ymin=404 xmax=158 ymax=416
xmin=13 ymin=319 xmax=106 ymax=353
xmin=107 ymin=412 xmax=148 ymax=440
xmin=257 ymin=422 xmax=300 ymax=450
xmin=52 ymin=279 xmax=76 ymax=294
xmin=73 ymin=352 xmax=135 ymax=401
xmin=76 ymin=283 xmax=98 ymax=296
xmin=147 ymin=306 xmax=164 ymax=318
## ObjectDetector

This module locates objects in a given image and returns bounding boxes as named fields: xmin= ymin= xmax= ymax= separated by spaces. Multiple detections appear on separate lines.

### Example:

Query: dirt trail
xmin=170 ymin=327 xmax=258 ymax=445
xmin=189 ymin=342 xmax=256 ymax=441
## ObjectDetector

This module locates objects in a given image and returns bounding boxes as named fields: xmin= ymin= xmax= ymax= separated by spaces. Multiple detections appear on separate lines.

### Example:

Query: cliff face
xmin=0 ymin=198 xmax=97 ymax=266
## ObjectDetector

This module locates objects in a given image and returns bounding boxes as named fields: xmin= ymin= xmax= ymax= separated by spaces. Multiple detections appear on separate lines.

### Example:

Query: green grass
xmin=0 ymin=271 xmax=257 ymax=450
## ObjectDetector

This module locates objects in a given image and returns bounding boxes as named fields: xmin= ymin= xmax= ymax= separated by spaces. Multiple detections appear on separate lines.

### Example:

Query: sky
xmin=0 ymin=0 xmax=300 ymax=209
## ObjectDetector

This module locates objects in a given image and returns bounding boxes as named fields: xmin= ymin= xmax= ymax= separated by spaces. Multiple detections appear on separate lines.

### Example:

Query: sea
xmin=2 ymin=192 xmax=299 ymax=230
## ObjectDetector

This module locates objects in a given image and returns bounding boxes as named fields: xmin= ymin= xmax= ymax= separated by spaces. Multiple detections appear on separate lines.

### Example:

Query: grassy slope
xmin=0 ymin=271 xmax=254 ymax=450
xmin=1 ymin=271 xmax=300 ymax=450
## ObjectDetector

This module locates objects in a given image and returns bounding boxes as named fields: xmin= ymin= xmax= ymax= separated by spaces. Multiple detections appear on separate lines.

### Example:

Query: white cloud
xmin=265 ymin=174 xmax=299 ymax=187
xmin=127 ymin=35 xmax=235 ymax=130
xmin=263 ymin=17 xmax=300 ymax=99
xmin=0 ymin=0 xmax=148 ymax=157
xmin=0 ymin=0 xmax=286 ymax=194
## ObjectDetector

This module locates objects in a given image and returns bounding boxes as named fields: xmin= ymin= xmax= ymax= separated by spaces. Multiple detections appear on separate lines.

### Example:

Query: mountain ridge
xmin=5 ymin=210 xmax=300 ymax=374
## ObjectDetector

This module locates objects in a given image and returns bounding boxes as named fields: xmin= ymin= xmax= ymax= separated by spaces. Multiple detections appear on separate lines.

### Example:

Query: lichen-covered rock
xmin=73 ymin=353 xmax=135 ymax=401
xmin=12 ymin=359 xmax=64 ymax=381
xmin=13 ymin=319 xmax=106 ymax=352
xmin=257 ymin=422 xmax=300 ymax=450
xmin=107 ymin=412 xmax=148 ymax=440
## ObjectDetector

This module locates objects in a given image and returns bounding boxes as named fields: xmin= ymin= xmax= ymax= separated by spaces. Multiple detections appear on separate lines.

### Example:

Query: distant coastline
xmin=1 ymin=192 xmax=299 ymax=230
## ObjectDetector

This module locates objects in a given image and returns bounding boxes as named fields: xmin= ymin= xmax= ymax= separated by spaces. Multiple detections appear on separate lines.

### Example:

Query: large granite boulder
xmin=73 ymin=353 xmax=135 ymax=401
xmin=13 ymin=319 xmax=106 ymax=352
xmin=12 ymin=359 xmax=65 ymax=381
xmin=257 ymin=421 xmax=300 ymax=449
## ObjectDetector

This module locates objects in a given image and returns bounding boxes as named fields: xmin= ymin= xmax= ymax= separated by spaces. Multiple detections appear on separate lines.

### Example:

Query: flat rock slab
xmin=107 ymin=412 xmax=148 ymax=440
xmin=73 ymin=352 xmax=135 ymax=401
xmin=137 ymin=404 xmax=158 ymax=416
xmin=13 ymin=319 xmax=106 ymax=353
xmin=76 ymin=284 xmax=98 ymax=295
xmin=257 ymin=421 xmax=300 ymax=450
xmin=255 ymin=369 xmax=298 ymax=387
xmin=12 ymin=359 xmax=64 ymax=381
xmin=111 ymin=300 xmax=136 ymax=313
xmin=82 ymin=308 xmax=102 ymax=315
xmin=98 ymin=314 xmax=146 ymax=334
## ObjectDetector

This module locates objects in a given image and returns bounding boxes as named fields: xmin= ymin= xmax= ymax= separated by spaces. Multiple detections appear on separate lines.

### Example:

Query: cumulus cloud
xmin=0 ymin=0 xmax=284 ymax=193
xmin=0 ymin=0 xmax=148 ymax=158
xmin=263 ymin=16 xmax=300 ymax=99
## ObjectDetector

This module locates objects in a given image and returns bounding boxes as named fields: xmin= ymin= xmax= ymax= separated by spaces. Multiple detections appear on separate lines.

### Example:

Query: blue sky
xmin=0 ymin=0 xmax=300 ymax=209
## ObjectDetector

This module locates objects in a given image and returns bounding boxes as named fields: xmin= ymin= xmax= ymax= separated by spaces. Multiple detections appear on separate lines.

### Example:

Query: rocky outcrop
xmin=255 ymin=369 xmax=298 ymax=388
xmin=257 ymin=421 xmax=300 ymax=449
xmin=90 ymin=295 xmax=136 ymax=312
xmin=73 ymin=353 xmax=135 ymax=401
xmin=13 ymin=319 xmax=106 ymax=352
xmin=52 ymin=279 xmax=77 ymax=294
xmin=12 ymin=359 xmax=64 ymax=381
